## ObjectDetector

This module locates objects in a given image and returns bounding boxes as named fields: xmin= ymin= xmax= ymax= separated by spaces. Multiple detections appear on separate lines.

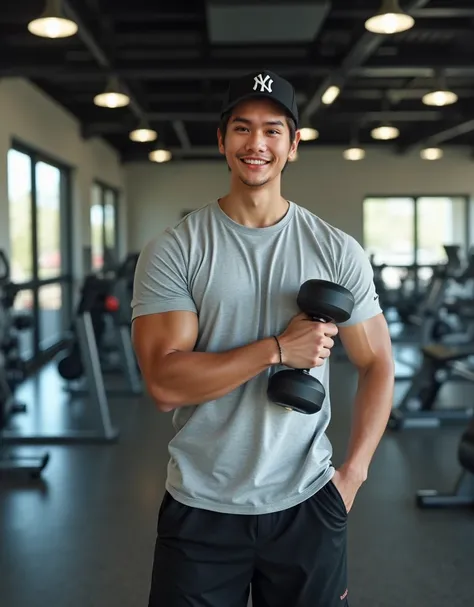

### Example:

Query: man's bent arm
xmin=150 ymin=341 xmax=280 ymax=412
xmin=338 ymin=314 xmax=394 ymax=481
xmin=132 ymin=311 xmax=279 ymax=412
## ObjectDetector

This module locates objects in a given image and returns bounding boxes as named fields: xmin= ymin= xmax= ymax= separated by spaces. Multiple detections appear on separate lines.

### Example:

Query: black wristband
xmin=273 ymin=335 xmax=283 ymax=364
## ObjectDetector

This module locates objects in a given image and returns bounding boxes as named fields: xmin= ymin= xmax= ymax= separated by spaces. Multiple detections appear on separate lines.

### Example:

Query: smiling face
xmin=217 ymin=98 xmax=300 ymax=189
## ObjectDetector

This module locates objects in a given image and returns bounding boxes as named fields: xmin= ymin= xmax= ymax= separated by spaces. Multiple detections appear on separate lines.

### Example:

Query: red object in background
xmin=104 ymin=295 xmax=120 ymax=312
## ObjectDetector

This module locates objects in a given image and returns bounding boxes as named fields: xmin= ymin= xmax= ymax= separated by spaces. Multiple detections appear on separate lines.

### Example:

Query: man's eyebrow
xmin=231 ymin=117 xmax=285 ymax=127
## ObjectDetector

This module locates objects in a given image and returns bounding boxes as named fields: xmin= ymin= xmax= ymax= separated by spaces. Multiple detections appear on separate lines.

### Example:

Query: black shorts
xmin=148 ymin=481 xmax=349 ymax=607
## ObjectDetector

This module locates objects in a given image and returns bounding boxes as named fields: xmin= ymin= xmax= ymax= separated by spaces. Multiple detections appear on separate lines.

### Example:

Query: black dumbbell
xmin=267 ymin=279 xmax=354 ymax=414
xmin=13 ymin=314 xmax=33 ymax=331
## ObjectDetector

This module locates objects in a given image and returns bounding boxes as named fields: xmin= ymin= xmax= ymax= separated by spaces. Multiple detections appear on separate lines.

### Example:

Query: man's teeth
xmin=242 ymin=159 xmax=268 ymax=165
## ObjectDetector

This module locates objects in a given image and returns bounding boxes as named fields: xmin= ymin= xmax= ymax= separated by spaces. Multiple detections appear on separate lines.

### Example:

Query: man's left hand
xmin=331 ymin=464 xmax=367 ymax=514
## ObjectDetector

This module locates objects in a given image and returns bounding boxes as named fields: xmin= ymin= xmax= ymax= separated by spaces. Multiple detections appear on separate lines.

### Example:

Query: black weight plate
xmin=297 ymin=279 xmax=354 ymax=323
xmin=267 ymin=370 xmax=325 ymax=415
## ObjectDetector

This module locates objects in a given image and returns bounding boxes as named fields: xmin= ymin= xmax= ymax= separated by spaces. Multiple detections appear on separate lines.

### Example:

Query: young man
xmin=131 ymin=70 xmax=394 ymax=607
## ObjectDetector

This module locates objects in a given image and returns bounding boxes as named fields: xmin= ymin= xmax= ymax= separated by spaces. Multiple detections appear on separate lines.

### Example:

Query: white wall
xmin=0 ymin=78 xmax=126 ymax=280
xmin=125 ymin=146 xmax=474 ymax=251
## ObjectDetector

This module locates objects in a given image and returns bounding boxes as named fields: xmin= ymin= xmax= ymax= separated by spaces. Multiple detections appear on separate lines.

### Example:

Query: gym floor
xmin=1 ymin=353 xmax=473 ymax=607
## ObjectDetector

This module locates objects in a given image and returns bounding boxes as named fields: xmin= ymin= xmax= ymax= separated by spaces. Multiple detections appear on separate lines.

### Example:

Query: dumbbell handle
xmin=310 ymin=315 xmax=332 ymax=323
xmin=302 ymin=315 xmax=333 ymax=373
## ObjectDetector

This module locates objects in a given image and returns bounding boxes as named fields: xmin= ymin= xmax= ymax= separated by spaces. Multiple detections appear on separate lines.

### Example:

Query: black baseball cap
xmin=221 ymin=69 xmax=299 ymax=127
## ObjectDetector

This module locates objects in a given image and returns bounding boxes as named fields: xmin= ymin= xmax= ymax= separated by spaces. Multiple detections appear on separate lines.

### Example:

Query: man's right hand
xmin=277 ymin=312 xmax=339 ymax=369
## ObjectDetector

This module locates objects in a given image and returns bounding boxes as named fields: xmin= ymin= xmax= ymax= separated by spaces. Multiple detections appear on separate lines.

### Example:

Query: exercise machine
xmin=58 ymin=271 xmax=142 ymax=397
xmin=393 ymin=253 xmax=474 ymax=379
xmin=406 ymin=252 xmax=474 ymax=345
xmin=388 ymin=342 xmax=474 ymax=430
xmin=416 ymin=417 xmax=474 ymax=508
xmin=2 ymin=274 xmax=124 ymax=445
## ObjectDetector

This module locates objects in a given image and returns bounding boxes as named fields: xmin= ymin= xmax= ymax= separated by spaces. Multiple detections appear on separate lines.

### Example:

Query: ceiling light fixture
xmin=343 ymin=124 xmax=366 ymax=160
xmin=299 ymin=127 xmax=319 ymax=141
xmin=422 ymin=90 xmax=458 ymax=106
xmin=28 ymin=0 xmax=78 ymax=38
xmin=422 ymin=71 xmax=458 ymax=107
xmin=321 ymin=85 xmax=341 ymax=105
xmin=371 ymin=124 xmax=400 ymax=140
xmin=94 ymin=76 xmax=130 ymax=108
xmin=149 ymin=149 xmax=172 ymax=163
xmin=420 ymin=147 xmax=443 ymax=160
xmin=343 ymin=147 xmax=366 ymax=161
xmin=129 ymin=127 xmax=158 ymax=143
xmin=365 ymin=0 xmax=415 ymax=35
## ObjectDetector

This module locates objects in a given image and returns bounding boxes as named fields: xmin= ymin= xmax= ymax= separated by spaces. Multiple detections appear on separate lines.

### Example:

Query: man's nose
xmin=245 ymin=130 xmax=267 ymax=153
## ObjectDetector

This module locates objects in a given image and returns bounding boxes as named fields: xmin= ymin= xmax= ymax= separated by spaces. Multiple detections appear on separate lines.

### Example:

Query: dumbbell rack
xmin=0 ymin=364 xmax=50 ymax=477
xmin=0 ymin=247 xmax=50 ymax=474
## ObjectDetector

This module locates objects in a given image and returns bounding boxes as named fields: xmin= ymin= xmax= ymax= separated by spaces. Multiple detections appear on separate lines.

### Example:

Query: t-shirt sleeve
xmin=130 ymin=230 xmax=198 ymax=322
xmin=336 ymin=234 xmax=383 ymax=327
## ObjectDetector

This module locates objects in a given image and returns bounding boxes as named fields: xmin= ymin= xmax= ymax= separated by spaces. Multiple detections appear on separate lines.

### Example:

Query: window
xmin=90 ymin=182 xmax=119 ymax=270
xmin=363 ymin=196 xmax=469 ymax=290
xmin=7 ymin=149 xmax=34 ymax=283
xmin=36 ymin=161 xmax=62 ymax=280
xmin=7 ymin=144 xmax=73 ymax=362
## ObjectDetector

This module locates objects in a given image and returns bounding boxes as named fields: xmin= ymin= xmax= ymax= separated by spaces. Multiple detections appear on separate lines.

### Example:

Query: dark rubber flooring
xmin=1 ymin=356 xmax=473 ymax=607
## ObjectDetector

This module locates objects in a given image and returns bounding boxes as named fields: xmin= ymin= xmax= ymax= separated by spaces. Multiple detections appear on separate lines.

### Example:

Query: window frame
xmin=362 ymin=192 xmax=471 ymax=259
xmin=7 ymin=138 xmax=74 ymax=367
xmin=362 ymin=193 xmax=471 ymax=295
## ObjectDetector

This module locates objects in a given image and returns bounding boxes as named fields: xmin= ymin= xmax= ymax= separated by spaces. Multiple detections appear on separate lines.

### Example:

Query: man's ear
xmin=217 ymin=128 xmax=225 ymax=155
xmin=288 ymin=130 xmax=301 ymax=162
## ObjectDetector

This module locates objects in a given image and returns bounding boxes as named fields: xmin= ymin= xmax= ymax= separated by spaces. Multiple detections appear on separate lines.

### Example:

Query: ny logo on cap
xmin=253 ymin=73 xmax=273 ymax=93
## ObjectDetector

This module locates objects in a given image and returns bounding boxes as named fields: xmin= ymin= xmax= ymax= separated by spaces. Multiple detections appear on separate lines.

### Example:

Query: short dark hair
xmin=219 ymin=109 xmax=297 ymax=145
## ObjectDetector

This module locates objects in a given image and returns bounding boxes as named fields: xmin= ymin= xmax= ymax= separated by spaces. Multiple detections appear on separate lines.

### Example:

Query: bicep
xmin=338 ymin=313 xmax=393 ymax=370
xmin=132 ymin=311 xmax=198 ymax=379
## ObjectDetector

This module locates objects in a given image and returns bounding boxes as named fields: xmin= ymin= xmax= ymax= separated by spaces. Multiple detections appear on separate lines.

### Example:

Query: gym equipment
xmin=0 ymin=255 xmax=33 ymax=389
xmin=443 ymin=245 xmax=462 ymax=272
xmin=0 ymin=250 xmax=49 ymax=477
xmin=58 ymin=274 xmax=142 ymax=396
xmin=0 ymin=363 xmax=49 ymax=478
xmin=404 ymin=252 xmax=474 ymax=343
xmin=388 ymin=343 xmax=474 ymax=430
xmin=2 ymin=274 xmax=128 ymax=445
xmin=393 ymin=252 xmax=474 ymax=380
xmin=416 ymin=416 xmax=474 ymax=508
xmin=384 ymin=245 xmax=466 ymax=342
xmin=267 ymin=279 xmax=354 ymax=414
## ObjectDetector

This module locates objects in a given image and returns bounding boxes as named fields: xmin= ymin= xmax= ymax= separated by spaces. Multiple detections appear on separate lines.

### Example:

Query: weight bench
xmin=388 ymin=343 xmax=474 ymax=430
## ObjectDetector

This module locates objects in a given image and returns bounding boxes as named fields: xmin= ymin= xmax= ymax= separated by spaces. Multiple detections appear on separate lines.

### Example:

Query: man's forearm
xmin=343 ymin=361 xmax=395 ymax=480
xmin=150 ymin=337 xmax=279 ymax=412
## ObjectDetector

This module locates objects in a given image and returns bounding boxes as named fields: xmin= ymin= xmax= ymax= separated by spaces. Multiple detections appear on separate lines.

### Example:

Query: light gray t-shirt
xmin=131 ymin=200 xmax=382 ymax=515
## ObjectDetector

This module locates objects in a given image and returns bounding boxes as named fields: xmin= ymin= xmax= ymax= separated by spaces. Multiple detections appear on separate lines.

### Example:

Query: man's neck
xmin=218 ymin=181 xmax=289 ymax=228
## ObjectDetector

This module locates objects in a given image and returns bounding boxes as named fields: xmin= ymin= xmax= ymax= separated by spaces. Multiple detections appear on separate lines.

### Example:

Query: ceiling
xmin=2 ymin=0 xmax=474 ymax=162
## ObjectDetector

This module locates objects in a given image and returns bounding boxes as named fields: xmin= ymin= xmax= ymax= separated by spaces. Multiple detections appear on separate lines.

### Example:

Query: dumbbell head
xmin=297 ymin=279 xmax=354 ymax=323
xmin=267 ymin=369 xmax=326 ymax=415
